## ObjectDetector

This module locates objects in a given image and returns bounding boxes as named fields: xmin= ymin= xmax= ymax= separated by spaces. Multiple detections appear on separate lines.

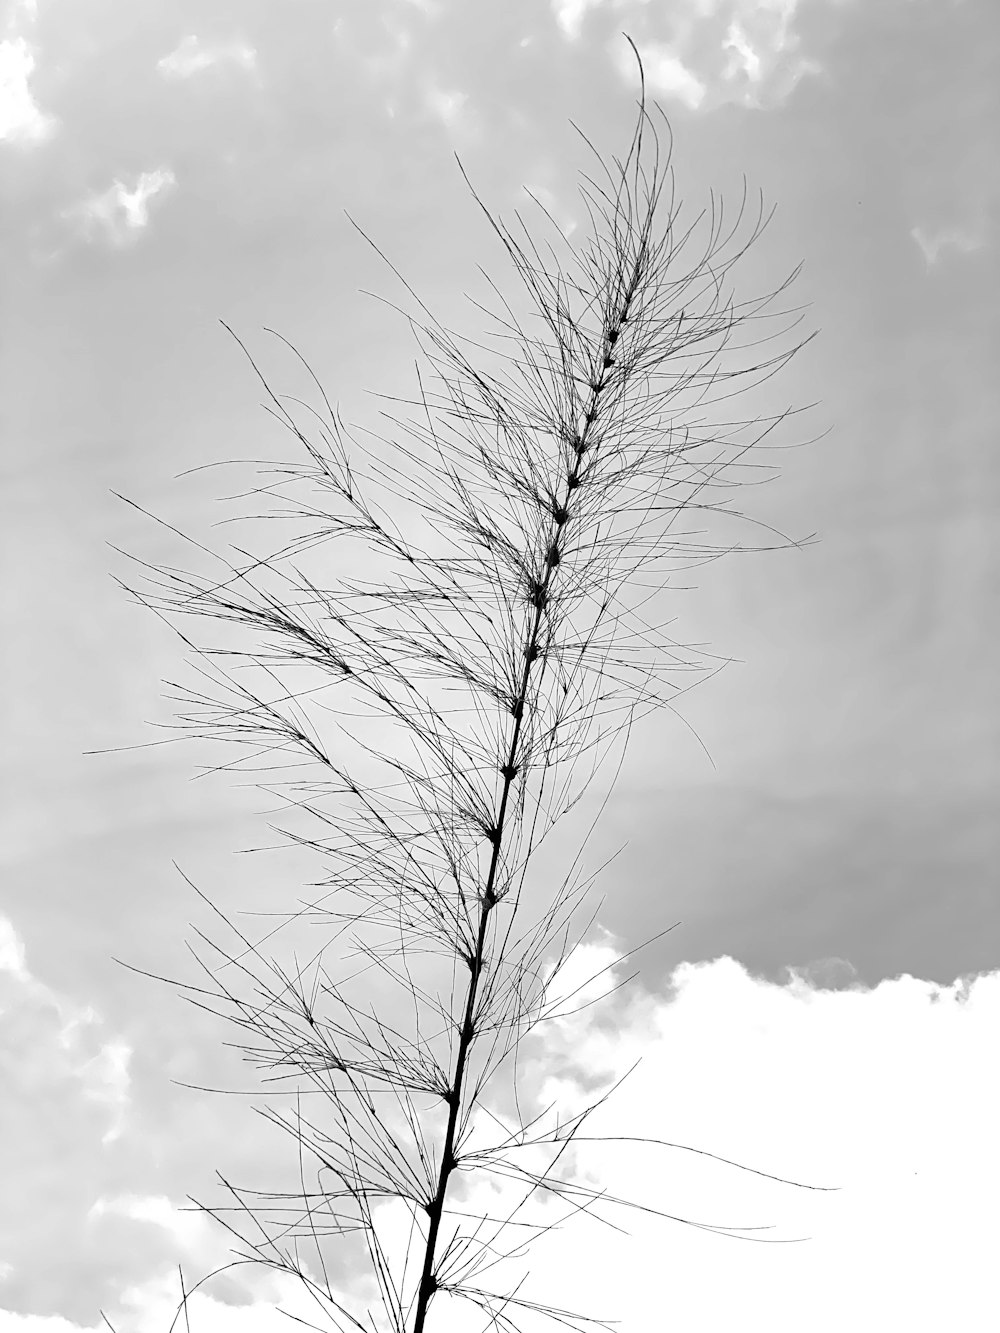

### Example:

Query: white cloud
xmin=911 ymin=222 xmax=984 ymax=267
xmin=599 ymin=0 xmax=822 ymax=111
xmin=421 ymin=82 xmax=481 ymax=144
xmin=0 ymin=915 xmax=133 ymax=1154
xmin=641 ymin=42 xmax=708 ymax=109
xmin=87 ymin=1194 xmax=216 ymax=1255
xmin=80 ymin=1197 xmax=329 ymax=1333
xmin=424 ymin=83 xmax=469 ymax=132
xmin=156 ymin=35 xmax=256 ymax=80
xmin=553 ymin=0 xmax=604 ymax=41
xmin=0 ymin=35 xmax=56 ymax=145
xmin=723 ymin=18 xmax=762 ymax=82
xmin=91 ymin=1266 xmax=320 ymax=1333
xmin=102 ymin=951 xmax=1000 ymax=1330
xmin=0 ymin=915 xmax=29 ymax=979
xmin=2 ymin=930 xmax=995 ymax=1332
xmin=718 ymin=0 xmax=820 ymax=105
xmin=65 ymin=168 xmax=176 ymax=248
xmin=480 ymin=948 xmax=1000 ymax=1332
xmin=82 ymin=1037 xmax=132 ymax=1145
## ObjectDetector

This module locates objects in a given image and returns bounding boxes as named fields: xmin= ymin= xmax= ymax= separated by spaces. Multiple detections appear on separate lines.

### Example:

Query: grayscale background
xmin=2 ymin=2 xmax=997 ymax=1329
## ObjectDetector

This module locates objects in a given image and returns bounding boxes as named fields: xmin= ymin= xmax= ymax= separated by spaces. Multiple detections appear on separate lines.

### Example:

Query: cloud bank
xmin=1 ymin=917 xmax=995 ymax=1333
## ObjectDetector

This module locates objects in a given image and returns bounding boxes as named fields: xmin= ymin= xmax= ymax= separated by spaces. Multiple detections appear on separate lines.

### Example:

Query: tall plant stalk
xmin=111 ymin=44 xmax=822 ymax=1333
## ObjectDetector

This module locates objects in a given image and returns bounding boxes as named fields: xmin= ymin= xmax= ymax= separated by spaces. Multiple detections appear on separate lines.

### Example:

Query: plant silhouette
xmin=105 ymin=39 xmax=827 ymax=1333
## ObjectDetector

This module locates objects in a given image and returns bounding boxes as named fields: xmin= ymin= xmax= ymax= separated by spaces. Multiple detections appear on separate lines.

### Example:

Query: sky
xmin=1 ymin=0 xmax=998 ymax=1329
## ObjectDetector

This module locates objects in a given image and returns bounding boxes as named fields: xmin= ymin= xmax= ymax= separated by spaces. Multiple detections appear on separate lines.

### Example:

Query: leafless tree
xmin=105 ymin=41 xmax=826 ymax=1333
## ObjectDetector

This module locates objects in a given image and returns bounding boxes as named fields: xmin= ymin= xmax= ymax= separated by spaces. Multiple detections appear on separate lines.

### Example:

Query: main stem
xmin=410 ymin=593 xmax=543 ymax=1333
xmin=408 ymin=290 xmax=628 ymax=1326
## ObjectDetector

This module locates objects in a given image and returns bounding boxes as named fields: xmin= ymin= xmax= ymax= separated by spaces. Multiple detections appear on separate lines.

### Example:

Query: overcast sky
xmin=2 ymin=1 xmax=998 ymax=1330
